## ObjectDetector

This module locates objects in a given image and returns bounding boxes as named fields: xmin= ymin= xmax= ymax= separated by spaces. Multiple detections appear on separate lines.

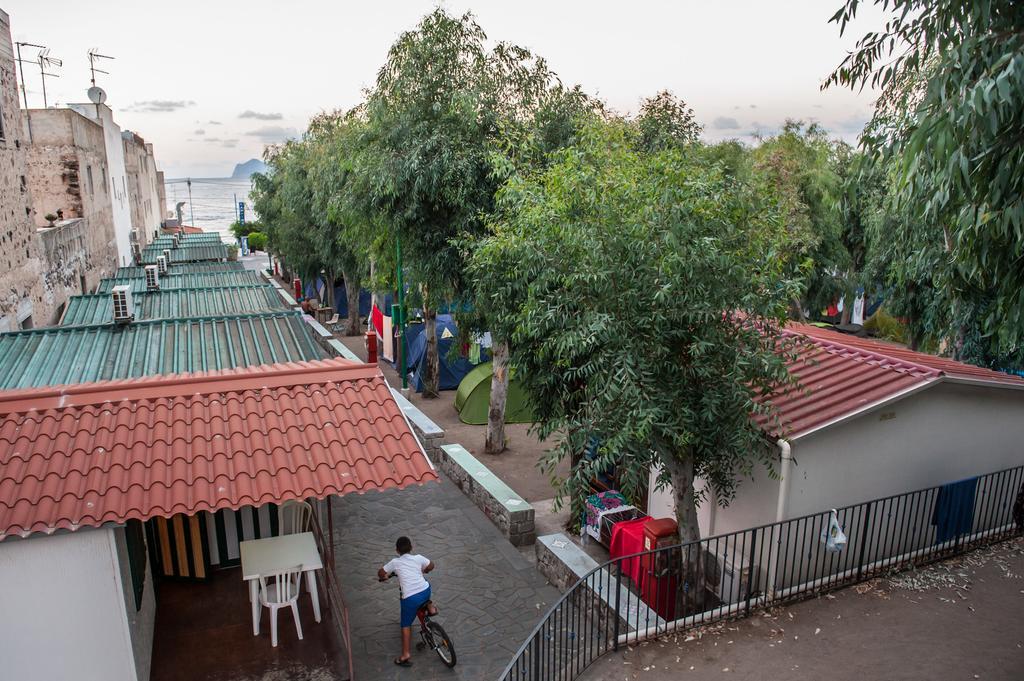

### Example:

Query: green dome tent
xmin=454 ymin=361 xmax=535 ymax=425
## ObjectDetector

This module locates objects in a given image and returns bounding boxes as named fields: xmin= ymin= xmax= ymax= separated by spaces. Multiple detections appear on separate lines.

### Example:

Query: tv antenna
xmin=36 ymin=48 xmax=62 ymax=108
xmin=88 ymin=48 xmax=114 ymax=87
xmin=14 ymin=41 xmax=45 ymax=109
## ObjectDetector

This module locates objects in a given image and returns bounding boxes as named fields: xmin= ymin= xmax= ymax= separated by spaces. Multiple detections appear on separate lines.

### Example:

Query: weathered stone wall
xmin=0 ymin=9 xmax=46 ymax=331
xmin=437 ymin=444 xmax=537 ymax=546
xmin=25 ymin=108 xmax=119 ymax=295
xmin=123 ymin=132 xmax=161 ymax=248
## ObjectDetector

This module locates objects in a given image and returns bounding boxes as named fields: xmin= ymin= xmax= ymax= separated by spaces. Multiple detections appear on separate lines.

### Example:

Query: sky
xmin=6 ymin=0 xmax=885 ymax=178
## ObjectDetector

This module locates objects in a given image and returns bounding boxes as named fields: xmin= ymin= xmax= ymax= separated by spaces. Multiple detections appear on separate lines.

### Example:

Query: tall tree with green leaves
xmin=750 ymin=121 xmax=851 ymax=319
xmin=469 ymin=121 xmax=801 ymax=543
xmin=359 ymin=8 xmax=558 ymax=399
xmin=826 ymin=0 xmax=1024 ymax=363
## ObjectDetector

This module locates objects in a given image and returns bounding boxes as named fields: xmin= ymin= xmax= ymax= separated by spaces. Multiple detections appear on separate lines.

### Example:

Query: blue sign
xmin=238 ymin=202 xmax=246 ymax=224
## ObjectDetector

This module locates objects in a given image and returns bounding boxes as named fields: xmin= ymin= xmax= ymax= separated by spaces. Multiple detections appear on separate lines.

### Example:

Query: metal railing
xmin=310 ymin=496 xmax=354 ymax=681
xmin=500 ymin=464 xmax=1024 ymax=681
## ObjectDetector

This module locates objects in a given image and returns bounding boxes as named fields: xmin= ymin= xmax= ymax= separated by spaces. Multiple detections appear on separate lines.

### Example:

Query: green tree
xmin=634 ymin=90 xmax=702 ymax=153
xmin=246 ymin=231 xmax=267 ymax=251
xmin=750 ymin=121 xmax=850 ymax=319
xmin=826 ymin=0 xmax=1024 ymax=362
xmin=360 ymin=8 xmax=558 ymax=398
xmin=469 ymin=121 xmax=801 ymax=543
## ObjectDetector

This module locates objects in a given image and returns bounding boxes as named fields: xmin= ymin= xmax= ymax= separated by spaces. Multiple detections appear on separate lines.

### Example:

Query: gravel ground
xmin=583 ymin=537 xmax=1024 ymax=681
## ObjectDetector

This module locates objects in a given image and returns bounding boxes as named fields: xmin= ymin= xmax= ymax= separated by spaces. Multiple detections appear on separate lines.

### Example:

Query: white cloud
xmin=125 ymin=100 xmax=196 ymax=113
xmin=712 ymin=116 xmax=740 ymax=130
xmin=239 ymin=110 xmax=283 ymax=120
xmin=245 ymin=125 xmax=298 ymax=141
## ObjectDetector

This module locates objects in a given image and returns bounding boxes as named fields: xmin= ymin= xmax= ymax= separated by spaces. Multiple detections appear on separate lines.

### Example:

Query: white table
xmin=240 ymin=532 xmax=323 ymax=636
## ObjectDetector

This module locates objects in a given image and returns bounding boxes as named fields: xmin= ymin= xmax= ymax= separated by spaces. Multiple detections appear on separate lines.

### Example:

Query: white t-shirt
xmin=383 ymin=554 xmax=430 ymax=598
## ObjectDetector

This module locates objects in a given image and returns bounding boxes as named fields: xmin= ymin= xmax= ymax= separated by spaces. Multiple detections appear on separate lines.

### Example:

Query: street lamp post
xmin=395 ymin=235 xmax=407 ymax=391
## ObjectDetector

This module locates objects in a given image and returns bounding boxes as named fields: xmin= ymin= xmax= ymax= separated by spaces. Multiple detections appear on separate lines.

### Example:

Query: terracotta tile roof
xmin=0 ymin=359 xmax=437 ymax=539
xmin=0 ymin=312 xmax=325 ymax=390
xmin=764 ymin=323 xmax=1024 ymax=438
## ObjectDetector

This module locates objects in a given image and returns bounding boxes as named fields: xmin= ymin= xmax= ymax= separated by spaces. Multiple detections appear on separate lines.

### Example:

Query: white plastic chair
xmin=279 ymin=500 xmax=312 ymax=536
xmin=257 ymin=566 xmax=304 ymax=647
xmin=325 ymin=313 xmax=340 ymax=330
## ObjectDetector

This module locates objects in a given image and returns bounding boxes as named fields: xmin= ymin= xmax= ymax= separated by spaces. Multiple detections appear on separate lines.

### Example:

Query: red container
xmin=365 ymin=330 xmax=378 ymax=364
xmin=640 ymin=518 xmax=679 ymax=620
xmin=293 ymin=278 xmax=302 ymax=300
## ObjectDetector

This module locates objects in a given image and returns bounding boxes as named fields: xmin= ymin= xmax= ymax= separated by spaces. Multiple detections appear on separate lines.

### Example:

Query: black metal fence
xmin=499 ymin=465 xmax=1024 ymax=681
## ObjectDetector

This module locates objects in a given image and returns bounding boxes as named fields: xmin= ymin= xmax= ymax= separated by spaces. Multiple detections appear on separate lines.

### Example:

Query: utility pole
xmin=395 ymin=235 xmax=407 ymax=390
xmin=14 ymin=42 xmax=44 ymax=109
xmin=186 ymin=178 xmax=196 ymax=229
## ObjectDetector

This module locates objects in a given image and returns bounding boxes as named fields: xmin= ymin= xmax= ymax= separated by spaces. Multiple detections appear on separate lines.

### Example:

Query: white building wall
xmin=0 ymin=527 xmax=143 ymax=681
xmin=69 ymin=103 xmax=133 ymax=266
xmin=784 ymin=381 xmax=1024 ymax=519
xmin=648 ymin=382 xmax=1024 ymax=539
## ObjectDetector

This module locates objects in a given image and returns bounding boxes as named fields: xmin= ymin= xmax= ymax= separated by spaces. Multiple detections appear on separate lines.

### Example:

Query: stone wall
xmin=437 ymin=443 xmax=536 ymax=546
xmin=0 ymin=9 xmax=45 ymax=331
xmin=25 ymin=108 xmax=120 ymax=295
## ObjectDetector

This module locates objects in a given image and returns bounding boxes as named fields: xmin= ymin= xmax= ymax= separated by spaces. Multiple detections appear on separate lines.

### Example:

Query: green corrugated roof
xmin=97 ymin=270 xmax=267 ymax=294
xmin=140 ymin=243 xmax=228 ymax=264
xmin=149 ymin=234 xmax=225 ymax=246
xmin=61 ymin=286 xmax=291 ymax=326
xmin=0 ymin=311 xmax=326 ymax=390
xmin=115 ymin=262 xmax=245 ymax=278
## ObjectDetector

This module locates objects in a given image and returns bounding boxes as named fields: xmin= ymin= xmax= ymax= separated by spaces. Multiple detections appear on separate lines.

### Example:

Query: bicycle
xmin=380 ymin=573 xmax=457 ymax=668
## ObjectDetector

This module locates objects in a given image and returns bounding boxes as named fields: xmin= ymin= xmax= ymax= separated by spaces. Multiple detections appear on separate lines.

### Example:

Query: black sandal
xmin=394 ymin=658 xmax=413 ymax=667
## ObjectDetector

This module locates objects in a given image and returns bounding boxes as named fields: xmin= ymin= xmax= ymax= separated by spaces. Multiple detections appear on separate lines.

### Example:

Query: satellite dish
xmin=87 ymin=86 xmax=107 ymax=104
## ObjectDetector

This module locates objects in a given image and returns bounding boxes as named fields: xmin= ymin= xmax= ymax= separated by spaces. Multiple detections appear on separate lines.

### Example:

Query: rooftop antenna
xmin=88 ymin=48 xmax=114 ymax=87
xmin=14 ymin=41 xmax=46 ymax=109
xmin=36 ymin=48 xmax=62 ymax=108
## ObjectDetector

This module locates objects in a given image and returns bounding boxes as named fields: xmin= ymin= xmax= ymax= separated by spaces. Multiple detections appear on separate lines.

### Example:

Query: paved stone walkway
xmin=329 ymin=478 xmax=559 ymax=681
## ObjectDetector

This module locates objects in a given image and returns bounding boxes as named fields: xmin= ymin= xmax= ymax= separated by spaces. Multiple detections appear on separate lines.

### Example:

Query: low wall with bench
xmin=391 ymin=388 xmax=445 ymax=461
xmin=438 ymin=444 xmax=536 ymax=546
xmin=536 ymin=533 xmax=666 ymax=633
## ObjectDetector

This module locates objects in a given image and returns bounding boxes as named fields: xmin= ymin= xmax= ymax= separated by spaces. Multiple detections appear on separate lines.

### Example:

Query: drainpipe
xmin=767 ymin=438 xmax=794 ymax=598
xmin=775 ymin=439 xmax=793 ymax=523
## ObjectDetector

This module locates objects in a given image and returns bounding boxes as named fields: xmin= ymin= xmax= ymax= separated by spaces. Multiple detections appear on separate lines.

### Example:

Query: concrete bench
xmin=438 ymin=444 xmax=536 ymax=546
xmin=536 ymin=533 xmax=666 ymax=633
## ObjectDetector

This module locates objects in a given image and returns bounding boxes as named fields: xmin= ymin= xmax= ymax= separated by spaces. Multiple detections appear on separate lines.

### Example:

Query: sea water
xmin=163 ymin=177 xmax=254 ymax=241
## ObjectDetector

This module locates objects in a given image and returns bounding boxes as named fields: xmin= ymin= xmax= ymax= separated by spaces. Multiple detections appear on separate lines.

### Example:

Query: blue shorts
xmin=399 ymin=585 xmax=431 ymax=627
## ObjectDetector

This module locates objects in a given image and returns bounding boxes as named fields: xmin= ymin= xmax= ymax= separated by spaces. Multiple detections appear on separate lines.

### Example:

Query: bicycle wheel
xmin=427 ymin=621 xmax=457 ymax=668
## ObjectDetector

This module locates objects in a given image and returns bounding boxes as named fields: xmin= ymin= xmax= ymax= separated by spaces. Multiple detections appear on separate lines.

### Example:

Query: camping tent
xmin=405 ymin=314 xmax=488 ymax=392
xmin=454 ymin=361 xmax=535 ymax=425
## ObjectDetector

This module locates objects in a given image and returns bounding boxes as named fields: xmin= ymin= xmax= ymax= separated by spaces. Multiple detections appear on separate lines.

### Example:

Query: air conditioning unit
xmin=162 ymin=248 xmax=172 ymax=264
xmin=156 ymin=255 xmax=168 ymax=275
xmin=144 ymin=264 xmax=160 ymax=291
xmin=111 ymin=285 xmax=134 ymax=323
xmin=709 ymin=551 xmax=759 ymax=605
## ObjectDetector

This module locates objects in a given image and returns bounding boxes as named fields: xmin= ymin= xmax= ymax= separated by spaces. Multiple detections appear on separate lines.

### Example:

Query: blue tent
xmin=404 ymin=314 xmax=488 ymax=392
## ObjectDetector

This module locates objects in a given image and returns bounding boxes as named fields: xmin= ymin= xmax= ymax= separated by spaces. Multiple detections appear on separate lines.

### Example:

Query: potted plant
xmin=44 ymin=213 xmax=57 ymax=227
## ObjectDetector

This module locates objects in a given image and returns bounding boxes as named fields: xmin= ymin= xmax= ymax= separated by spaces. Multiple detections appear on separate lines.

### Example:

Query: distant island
xmin=230 ymin=158 xmax=268 ymax=179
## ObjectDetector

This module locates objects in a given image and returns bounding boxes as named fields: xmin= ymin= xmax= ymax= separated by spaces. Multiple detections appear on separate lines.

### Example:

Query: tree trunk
xmin=665 ymin=454 xmax=700 ymax=543
xmin=840 ymin=298 xmax=852 ymax=326
xmin=485 ymin=340 xmax=510 ymax=455
xmin=664 ymin=453 xmax=706 ymax=612
xmin=342 ymin=269 xmax=361 ymax=336
xmin=422 ymin=302 xmax=439 ymax=398
xmin=325 ymin=270 xmax=336 ymax=311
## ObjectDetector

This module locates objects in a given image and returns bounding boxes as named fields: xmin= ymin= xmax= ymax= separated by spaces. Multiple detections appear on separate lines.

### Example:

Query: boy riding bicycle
xmin=377 ymin=536 xmax=438 ymax=667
